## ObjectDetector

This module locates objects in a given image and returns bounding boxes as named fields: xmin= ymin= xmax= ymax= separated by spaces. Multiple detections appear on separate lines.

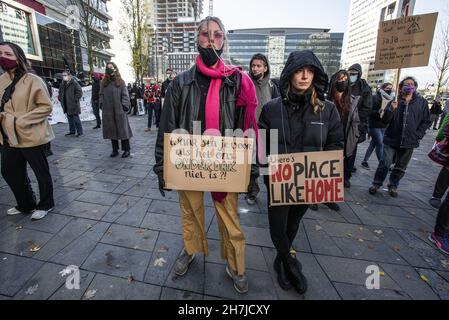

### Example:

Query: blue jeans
xmin=372 ymin=144 xmax=414 ymax=188
xmin=67 ymin=114 xmax=83 ymax=134
xmin=147 ymin=103 xmax=156 ymax=129
xmin=364 ymin=127 xmax=385 ymax=163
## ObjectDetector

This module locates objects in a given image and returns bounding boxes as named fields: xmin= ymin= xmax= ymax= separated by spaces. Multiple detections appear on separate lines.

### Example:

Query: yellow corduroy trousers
xmin=178 ymin=190 xmax=246 ymax=275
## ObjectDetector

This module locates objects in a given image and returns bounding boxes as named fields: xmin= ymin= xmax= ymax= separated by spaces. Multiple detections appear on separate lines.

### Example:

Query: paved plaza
xmin=0 ymin=115 xmax=448 ymax=300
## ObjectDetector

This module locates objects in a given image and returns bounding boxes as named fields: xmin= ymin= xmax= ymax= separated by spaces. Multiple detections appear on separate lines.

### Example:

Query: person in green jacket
xmin=429 ymin=114 xmax=449 ymax=209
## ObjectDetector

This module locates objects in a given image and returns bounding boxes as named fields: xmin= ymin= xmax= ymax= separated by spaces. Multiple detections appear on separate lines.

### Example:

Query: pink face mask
xmin=0 ymin=57 xmax=18 ymax=70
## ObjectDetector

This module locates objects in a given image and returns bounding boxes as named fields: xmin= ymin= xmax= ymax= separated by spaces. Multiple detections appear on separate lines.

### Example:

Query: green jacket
xmin=437 ymin=113 xmax=449 ymax=141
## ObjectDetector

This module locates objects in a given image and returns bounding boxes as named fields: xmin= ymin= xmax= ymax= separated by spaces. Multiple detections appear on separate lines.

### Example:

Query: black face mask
xmin=335 ymin=80 xmax=349 ymax=93
xmin=384 ymin=89 xmax=392 ymax=95
xmin=250 ymin=72 xmax=264 ymax=81
xmin=198 ymin=46 xmax=223 ymax=67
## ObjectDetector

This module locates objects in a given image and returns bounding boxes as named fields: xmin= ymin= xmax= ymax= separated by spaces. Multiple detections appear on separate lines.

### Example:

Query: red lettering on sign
xmin=334 ymin=178 xmax=344 ymax=202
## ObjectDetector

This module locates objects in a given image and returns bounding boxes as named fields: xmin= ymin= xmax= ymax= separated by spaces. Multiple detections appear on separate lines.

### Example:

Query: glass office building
xmin=228 ymin=28 xmax=344 ymax=78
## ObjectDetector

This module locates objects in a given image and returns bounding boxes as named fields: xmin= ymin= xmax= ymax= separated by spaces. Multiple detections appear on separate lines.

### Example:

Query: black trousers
xmin=268 ymin=201 xmax=309 ymax=258
xmin=92 ymin=101 xmax=101 ymax=126
xmin=155 ymin=102 xmax=162 ymax=128
xmin=435 ymin=192 xmax=449 ymax=236
xmin=344 ymin=152 xmax=357 ymax=182
xmin=1 ymin=143 xmax=54 ymax=212
xmin=111 ymin=139 xmax=130 ymax=152
xmin=433 ymin=167 xmax=449 ymax=199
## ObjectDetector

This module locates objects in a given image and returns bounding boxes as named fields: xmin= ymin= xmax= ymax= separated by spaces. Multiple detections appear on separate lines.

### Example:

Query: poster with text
xmin=163 ymin=133 xmax=254 ymax=193
xmin=374 ymin=12 xmax=438 ymax=70
xmin=269 ymin=150 xmax=344 ymax=206
xmin=49 ymin=86 xmax=98 ymax=124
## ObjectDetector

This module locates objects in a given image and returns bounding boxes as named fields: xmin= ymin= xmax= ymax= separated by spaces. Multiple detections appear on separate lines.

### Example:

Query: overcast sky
xmin=109 ymin=0 xmax=448 ymax=88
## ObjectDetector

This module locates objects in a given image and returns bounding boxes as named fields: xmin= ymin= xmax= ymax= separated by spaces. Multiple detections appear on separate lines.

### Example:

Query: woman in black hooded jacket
xmin=259 ymin=50 xmax=344 ymax=294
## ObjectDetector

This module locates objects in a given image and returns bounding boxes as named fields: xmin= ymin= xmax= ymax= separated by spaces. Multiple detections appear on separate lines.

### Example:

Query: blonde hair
xmin=311 ymin=87 xmax=325 ymax=114
xmin=197 ymin=16 xmax=229 ymax=59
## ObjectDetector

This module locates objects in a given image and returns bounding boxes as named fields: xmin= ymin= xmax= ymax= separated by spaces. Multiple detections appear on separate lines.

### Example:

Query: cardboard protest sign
xmin=374 ymin=12 xmax=438 ymax=70
xmin=163 ymin=133 xmax=254 ymax=193
xmin=269 ymin=150 xmax=344 ymax=206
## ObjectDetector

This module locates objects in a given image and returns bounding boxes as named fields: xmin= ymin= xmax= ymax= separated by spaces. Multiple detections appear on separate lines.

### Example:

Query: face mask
xmin=335 ymin=80 xmax=349 ymax=93
xmin=384 ymin=89 xmax=393 ymax=95
xmin=250 ymin=72 xmax=263 ymax=81
xmin=349 ymin=75 xmax=358 ymax=84
xmin=0 ymin=57 xmax=18 ymax=70
xmin=402 ymin=84 xmax=415 ymax=95
xmin=63 ymin=75 xmax=69 ymax=82
xmin=106 ymin=68 xmax=115 ymax=75
xmin=198 ymin=46 xmax=223 ymax=67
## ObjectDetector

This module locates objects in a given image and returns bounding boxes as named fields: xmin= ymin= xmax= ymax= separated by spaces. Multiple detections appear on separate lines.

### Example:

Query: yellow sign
xmin=163 ymin=133 xmax=254 ymax=193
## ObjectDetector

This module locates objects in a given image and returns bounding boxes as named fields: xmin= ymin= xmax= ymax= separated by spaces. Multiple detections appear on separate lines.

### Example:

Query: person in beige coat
xmin=0 ymin=42 xmax=55 ymax=220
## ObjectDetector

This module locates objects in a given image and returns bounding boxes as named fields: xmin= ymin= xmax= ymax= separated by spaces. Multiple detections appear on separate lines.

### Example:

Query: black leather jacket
xmin=154 ymin=65 xmax=259 ymax=181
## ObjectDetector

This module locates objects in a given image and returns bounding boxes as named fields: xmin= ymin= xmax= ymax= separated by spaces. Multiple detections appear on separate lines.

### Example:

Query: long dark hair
xmin=330 ymin=70 xmax=351 ymax=120
xmin=0 ymin=42 xmax=29 ymax=74
xmin=101 ymin=62 xmax=125 ymax=88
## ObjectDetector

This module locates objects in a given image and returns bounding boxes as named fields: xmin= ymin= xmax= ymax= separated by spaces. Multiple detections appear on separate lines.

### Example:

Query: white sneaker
xmin=31 ymin=208 xmax=53 ymax=220
xmin=7 ymin=207 xmax=23 ymax=216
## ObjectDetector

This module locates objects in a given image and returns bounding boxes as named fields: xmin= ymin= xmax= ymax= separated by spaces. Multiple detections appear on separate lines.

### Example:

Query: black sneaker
xmin=324 ymin=202 xmax=340 ymax=212
xmin=93 ymin=125 xmax=101 ymax=129
xmin=361 ymin=162 xmax=370 ymax=170
xmin=122 ymin=151 xmax=131 ymax=158
xmin=110 ymin=151 xmax=119 ymax=158
xmin=245 ymin=195 xmax=256 ymax=205
xmin=388 ymin=186 xmax=398 ymax=198
xmin=429 ymin=197 xmax=442 ymax=209
xmin=352 ymin=167 xmax=357 ymax=173
xmin=369 ymin=185 xmax=378 ymax=195
xmin=65 ymin=133 xmax=75 ymax=136
xmin=344 ymin=180 xmax=351 ymax=189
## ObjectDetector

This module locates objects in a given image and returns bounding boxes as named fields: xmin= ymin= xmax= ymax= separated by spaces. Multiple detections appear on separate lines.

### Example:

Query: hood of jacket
xmin=249 ymin=53 xmax=271 ymax=80
xmin=279 ymin=50 xmax=328 ymax=102
xmin=348 ymin=63 xmax=363 ymax=77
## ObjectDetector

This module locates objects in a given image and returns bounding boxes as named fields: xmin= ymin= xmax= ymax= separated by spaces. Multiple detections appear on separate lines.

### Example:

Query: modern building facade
xmin=41 ymin=0 xmax=114 ymax=75
xmin=0 ymin=0 xmax=114 ymax=78
xmin=147 ymin=0 xmax=203 ymax=79
xmin=342 ymin=0 xmax=416 ymax=87
xmin=227 ymin=28 xmax=344 ymax=78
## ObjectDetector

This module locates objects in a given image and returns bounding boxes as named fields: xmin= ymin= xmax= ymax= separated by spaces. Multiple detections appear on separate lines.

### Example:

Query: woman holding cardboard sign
xmin=259 ymin=50 xmax=344 ymax=294
xmin=153 ymin=16 xmax=259 ymax=294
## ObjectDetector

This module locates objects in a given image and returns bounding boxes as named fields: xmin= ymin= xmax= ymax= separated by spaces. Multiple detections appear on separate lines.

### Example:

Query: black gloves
xmin=157 ymin=173 xmax=172 ymax=197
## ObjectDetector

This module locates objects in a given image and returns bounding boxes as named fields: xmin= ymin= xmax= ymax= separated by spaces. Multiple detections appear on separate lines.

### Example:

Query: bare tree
xmin=120 ymin=0 xmax=150 ymax=84
xmin=433 ymin=12 xmax=449 ymax=97
xmin=53 ymin=0 xmax=104 ymax=76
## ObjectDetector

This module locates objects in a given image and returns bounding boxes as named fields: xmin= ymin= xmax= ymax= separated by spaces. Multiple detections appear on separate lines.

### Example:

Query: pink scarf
xmin=196 ymin=55 xmax=260 ymax=203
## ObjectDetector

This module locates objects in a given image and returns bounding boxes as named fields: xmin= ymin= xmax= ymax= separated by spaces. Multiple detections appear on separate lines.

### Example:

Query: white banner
xmin=49 ymin=86 xmax=99 ymax=125
xmin=137 ymin=98 xmax=145 ymax=116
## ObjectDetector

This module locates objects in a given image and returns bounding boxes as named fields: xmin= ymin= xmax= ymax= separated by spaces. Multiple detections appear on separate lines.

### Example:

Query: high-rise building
xmin=227 ymin=28 xmax=344 ymax=78
xmin=0 ymin=0 xmax=89 ymax=78
xmin=38 ymin=0 xmax=114 ymax=75
xmin=342 ymin=0 xmax=416 ymax=87
xmin=147 ymin=0 xmax=203 ymax=79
